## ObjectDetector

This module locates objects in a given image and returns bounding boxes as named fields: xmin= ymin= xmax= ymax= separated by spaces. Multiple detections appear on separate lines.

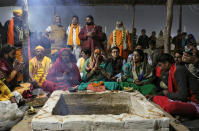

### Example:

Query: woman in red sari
xmin=42 ymin=48 xmax=81 ymax=93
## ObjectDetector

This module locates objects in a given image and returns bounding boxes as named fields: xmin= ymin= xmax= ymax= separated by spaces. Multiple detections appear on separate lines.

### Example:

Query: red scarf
xmin=156 ymin=64 xmax=177 ymax=92
xmin=168 ymin=64 xmax=177 ymax=92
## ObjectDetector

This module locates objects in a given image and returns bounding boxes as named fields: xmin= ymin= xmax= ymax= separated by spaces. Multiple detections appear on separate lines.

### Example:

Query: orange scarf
xmin=7 ymin=18 xmax=14 ymax=46
xmin=68 ymin=24 xmax=80 ymax=45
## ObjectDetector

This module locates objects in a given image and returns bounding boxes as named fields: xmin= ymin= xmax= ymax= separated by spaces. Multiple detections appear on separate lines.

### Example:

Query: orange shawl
xmin=7 ymin=18 xmax=14 ymax=46
xmin=68 ymin=24 xmax=80 ymax=45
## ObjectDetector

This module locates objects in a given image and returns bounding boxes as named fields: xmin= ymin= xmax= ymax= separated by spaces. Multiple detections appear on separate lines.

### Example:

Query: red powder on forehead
xmin=94 ymin=49 xmax=101 ymax=54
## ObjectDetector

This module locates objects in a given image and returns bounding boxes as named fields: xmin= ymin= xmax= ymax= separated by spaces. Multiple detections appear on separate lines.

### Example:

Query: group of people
xmin=0 ymin=9 xmax=199 ymax=129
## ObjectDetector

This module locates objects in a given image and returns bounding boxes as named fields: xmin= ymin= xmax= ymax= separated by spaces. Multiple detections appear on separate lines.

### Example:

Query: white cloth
xmin=73 ymin=46 xmax=81 ymax=60
xmin=156 ymin=36 xmax=164 ymax=48
xmin=66 ymin=25 xmax=81 ymax=46
xmin=0 ymin=92 xmax=24 ymax=130
xmin=46 ymin=26 xmax=52 ymax=32
xmin=66 ymin=25 xmax=81 ymax=60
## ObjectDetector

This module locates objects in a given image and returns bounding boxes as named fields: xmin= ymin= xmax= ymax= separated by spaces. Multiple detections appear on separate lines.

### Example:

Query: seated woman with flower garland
xmin=120 ymin=49 xmax=156 ymax=95
xmin=78 ymin=48 xmax=120 ymax=91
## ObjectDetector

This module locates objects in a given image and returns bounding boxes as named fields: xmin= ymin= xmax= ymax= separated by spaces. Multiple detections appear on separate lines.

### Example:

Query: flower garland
xmin=113 ymin=29 xmax=126 ymax=47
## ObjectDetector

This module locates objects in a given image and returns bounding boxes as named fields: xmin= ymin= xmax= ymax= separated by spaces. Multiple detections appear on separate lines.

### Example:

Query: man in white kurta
xmin=66 ymin=16 xmax=81 ymax=60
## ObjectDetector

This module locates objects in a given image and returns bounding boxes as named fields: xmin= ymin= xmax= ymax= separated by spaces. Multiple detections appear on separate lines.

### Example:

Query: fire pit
xmin=31 ymin=90 xmax=170 ymax=131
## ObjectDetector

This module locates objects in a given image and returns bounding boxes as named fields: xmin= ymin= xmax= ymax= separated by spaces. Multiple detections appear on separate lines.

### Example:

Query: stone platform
xmin=31 ymin=90 xmax=170 ymax=131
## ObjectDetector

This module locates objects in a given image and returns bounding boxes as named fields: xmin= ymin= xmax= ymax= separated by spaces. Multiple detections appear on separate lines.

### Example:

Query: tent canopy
xmin=0 ymin=0 xmax=199 ymax=7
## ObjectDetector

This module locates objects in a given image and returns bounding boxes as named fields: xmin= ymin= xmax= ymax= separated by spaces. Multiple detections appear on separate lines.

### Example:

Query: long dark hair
xmin=133 ymin=49 xmax=145 ymax=62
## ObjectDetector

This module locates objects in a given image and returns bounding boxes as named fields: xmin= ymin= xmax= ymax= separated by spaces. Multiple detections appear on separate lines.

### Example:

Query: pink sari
xmin=42 ymin=48 xmax=81 ymax=93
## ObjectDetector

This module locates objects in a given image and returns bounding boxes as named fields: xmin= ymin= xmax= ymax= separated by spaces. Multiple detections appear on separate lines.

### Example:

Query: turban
xmin=35 ymin=45 xmax=44 ymax=51
xmin=13 ymin=9 xmax=23 ymax=17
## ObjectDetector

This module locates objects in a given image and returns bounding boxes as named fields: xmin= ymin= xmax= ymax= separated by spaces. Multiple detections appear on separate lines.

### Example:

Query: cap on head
xmin=13 ymin=9 xmax=23 ymax=17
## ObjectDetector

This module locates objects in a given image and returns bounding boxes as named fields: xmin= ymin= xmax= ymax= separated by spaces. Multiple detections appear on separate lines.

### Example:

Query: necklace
xmin=113 ymin=29 xmax=125 ymax=46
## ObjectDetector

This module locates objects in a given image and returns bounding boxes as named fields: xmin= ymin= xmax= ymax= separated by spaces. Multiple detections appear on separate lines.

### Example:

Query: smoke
xmin=5 ymin=1 xmax=199 ymax=41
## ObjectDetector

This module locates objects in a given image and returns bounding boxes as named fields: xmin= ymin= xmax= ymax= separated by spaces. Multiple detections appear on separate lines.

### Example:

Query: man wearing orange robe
xmin=109 ymin=21 xmax=131 ymax=60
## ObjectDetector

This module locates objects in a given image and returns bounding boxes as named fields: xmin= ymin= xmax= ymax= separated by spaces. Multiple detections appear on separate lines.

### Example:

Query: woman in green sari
xmin=78 ymin=48 xmax=120 ymax=91
xmin=121 ymin=49 xmax=156 ymax=95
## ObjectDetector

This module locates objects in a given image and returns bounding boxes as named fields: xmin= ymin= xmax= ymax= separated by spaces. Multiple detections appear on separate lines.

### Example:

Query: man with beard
xmin=66 ymin=15 xmax=81 ymax=60
xmin=43 ymin=15 xmax=66 ymax=55
xmin=0 ymin=44 xmax=24 ymax=91
xmin=29 ymin=45 xmax=52 ymax=88
xmin=152 ymin=53 xmax=199 ymax=117
xmin=0 ymin=45 xmax=25 ymax=130
xmin=109 ymin=20 xmax=131 ymax=60
xmin=79 ymin=15 xmax=104 ymax=53
xmin=174 ymin=49 xmax=184 ymax=65
xmin=4 ymin=9 xmax=26 ymax=82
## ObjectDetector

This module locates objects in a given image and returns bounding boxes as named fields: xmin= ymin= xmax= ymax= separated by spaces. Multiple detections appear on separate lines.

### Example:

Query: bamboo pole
xmin=164 ymin=0 xmax=173 ymax=53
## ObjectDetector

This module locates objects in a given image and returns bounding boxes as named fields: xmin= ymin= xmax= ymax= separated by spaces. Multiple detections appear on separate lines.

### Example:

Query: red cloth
xmin=168 ymin=64 xmax=177 ymax=92
xmin=0 ymin=58 xmax=13 ymax=77
xmin=87 ymin=82 xmax=106 ymax=92
xmin=153 ymin=96 xmax=199 ymax=116
xmin=42 ymin=48 xmax=81 ymax=93
xmin=79 ymin=25 xmax=104 ymax=52
xmin=156 ymin=66 xmax=161 ymax=77
xmin=7 ymin=18 xmax=14 ymax=46
xmin=156 ymin=64 xmax=177 ymax=92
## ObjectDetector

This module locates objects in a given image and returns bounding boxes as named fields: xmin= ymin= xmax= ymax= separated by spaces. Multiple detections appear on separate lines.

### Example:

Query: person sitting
xmin=107 ymin=46 xmax=123 ymax=81
xmin=0 ymin=71 xmax=16 ymax=102
xmin=78 ymin=48 xmax=120 ymax=91
xmin=77 ymin=48 xmax=91 ymax=77
xmin=0 ymin=70 xmax=25 ymax=130
xmin=42 ymin=48 xmax=81 ymax=93
xmin=121 ymin=49 xmax=156 ymax=95
xmin=174 ymin=49 xmax=184 ymax=65
xmin=0 ymin=44 xmax=24 ymax=91
xmin=82 ymin=48 xmax=112 ymax=82
xmin=152 ymin=53 xmax=199 ymax=117
xmin=144 ymin=41 xmax=162 ymax=66
xmin=29 ymin=45 xmax=52 ymax=88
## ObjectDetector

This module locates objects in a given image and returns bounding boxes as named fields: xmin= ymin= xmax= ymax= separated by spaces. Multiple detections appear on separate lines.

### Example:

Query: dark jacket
xmin=167 ymin=65 xmax=199 ymax=103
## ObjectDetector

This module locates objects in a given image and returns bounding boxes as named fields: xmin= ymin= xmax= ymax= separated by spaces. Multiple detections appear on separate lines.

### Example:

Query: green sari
xmin=79 ymin=58 xmax=120 ymax=91
xmin=121 ymin=61 xmax=156 ymax=95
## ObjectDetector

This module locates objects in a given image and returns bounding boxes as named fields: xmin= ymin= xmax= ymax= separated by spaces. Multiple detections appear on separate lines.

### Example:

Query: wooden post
xmin=164 ymin=0 xmax=173 ymax=53
xmin=22 ymin=0 xmax=30 ymax=82
xmin=179 ymin=5 xmax=182 ymax=32
xmin=131 ymin=5 xmax=136 ymax=49
xmin=132 ymin=5 xmax=135 ymax=33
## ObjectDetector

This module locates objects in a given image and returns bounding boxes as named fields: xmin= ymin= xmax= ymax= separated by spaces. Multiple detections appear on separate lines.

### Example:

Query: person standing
xmin=138 ymin=29 xmax=149 ymax=49
xmin=66 ymin=15 xmax=81 ymax=60
xmin=79 ymin=15 xmax=104 ymax=53
xmin=43 ymin=15 xmax=66 ymax=55
xmin=109 ymin=20 xmax=131 ymax=60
